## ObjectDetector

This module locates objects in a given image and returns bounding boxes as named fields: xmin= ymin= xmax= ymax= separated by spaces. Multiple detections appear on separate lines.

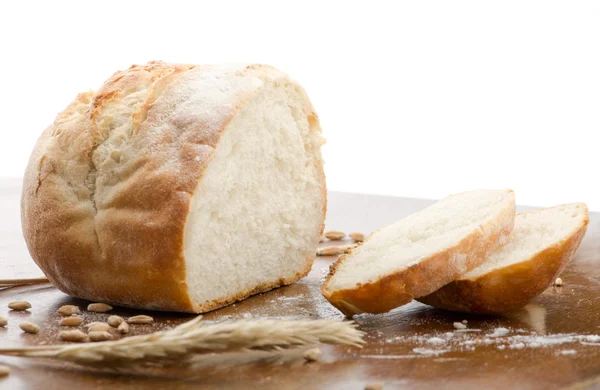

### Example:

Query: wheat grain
xmin=87 ymin=323 xmax=111 ymax=332
xmin=317 ymin=244 xmax=357 ymax=256
xmin=9 ymin=301 xmax=31 ymax=311
xmin=60 ymin=317 xmax=83 ymax=327
xmin=57 ymin=305 xmax=81 ymax=316
xmin=349 ymin=232 xmax=365 ymax=242
xmin=118 ymin=321 xmax=130 ymax=334
xmin=325 ymin=230 xmax=346 ymax=240
xmin=87 ymin=303 xmax=113 ymax=313
xmin=127 ymin=315 xmax=153 ymax=324
xmin=19 ymin=322 xmax=40 ymax=334
xmin=89 ymin=331 xmax=113 ymax=342
xmin=59 ymin=330 xmax=88 ymax=342
xmin=108 ymin=316 xmax=124 ymax=327
xmin=84 ymin=322 xmax=106 ymax=329
xmin=0 ymin=316 xmax=7 ymax=327
xmin=0 ymin=364 xmax=9 ymax=377
xmin=0 ymin=317 xmax=364 ymax=368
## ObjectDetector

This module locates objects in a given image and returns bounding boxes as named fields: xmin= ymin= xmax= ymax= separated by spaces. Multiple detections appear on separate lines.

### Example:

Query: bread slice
xmin=418 ymin=203 xmax=589 ymax=314
xmin=321 ymin=189 xmax=516 ymax=316
xmin=21 ymin=62 xmax=327 ymax=313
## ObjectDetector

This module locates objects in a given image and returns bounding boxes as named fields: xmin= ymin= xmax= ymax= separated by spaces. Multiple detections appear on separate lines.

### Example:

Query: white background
xmin=1 ymin=1 xmax=598 ymax=210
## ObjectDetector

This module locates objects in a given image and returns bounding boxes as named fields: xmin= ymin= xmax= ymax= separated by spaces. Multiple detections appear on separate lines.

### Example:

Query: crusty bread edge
xmin=321 ymin=191 xmax=516 ymax=317
xmin=417 ymin=205 xmax=589 ymax=314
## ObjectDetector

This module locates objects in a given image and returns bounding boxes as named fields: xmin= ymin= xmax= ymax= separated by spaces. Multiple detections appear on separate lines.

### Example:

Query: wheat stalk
xmin=0 ymin=277 xmax=50 ymax=287
xmin=0 ymin=316 xmax=364 ymax=367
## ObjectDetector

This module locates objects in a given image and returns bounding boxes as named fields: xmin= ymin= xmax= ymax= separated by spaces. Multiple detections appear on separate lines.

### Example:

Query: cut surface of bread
xmin=322 ymin=189 xmax=516 ymax=316
xmin=21 ymin=62 xmax=326 ymax=313
xmin=418 ymin=203 xmax=589 ymax=314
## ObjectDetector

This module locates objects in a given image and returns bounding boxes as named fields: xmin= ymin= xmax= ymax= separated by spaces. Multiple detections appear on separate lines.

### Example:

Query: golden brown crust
xmin=321 ymin=194 xmax=516 ymax=317
xmin=417 ymin=213 xmax=589 ymax=314
xmin=21 ymin=61 xmax=325 ymax=313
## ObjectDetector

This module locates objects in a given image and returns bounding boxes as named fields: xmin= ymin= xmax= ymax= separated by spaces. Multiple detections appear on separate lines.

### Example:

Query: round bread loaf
xmin=21 ymin=61 xmax=326 ymax=313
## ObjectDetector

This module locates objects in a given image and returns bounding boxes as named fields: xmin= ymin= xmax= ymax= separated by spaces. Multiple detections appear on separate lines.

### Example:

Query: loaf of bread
xmin=418 ymin=203 xmax=589 ymax=313
xmin=321 ymin=189 xmax=516 ymax=316
xmin=21 ymin=61 xmax=327 ymax=313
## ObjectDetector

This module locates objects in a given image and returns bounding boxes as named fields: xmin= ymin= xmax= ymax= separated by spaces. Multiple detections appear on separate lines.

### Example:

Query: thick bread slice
xmin=21 ymin=61 xmax=326 ymax=313
xmin=321 ymin=190 xmax=516 ymax=316
xmin=418 ymin=203 xmax=589 ymax=314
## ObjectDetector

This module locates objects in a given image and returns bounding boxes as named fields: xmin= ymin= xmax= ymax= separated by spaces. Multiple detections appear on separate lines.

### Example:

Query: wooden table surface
xmin=0 ymin=178 xmax=599 ymax=390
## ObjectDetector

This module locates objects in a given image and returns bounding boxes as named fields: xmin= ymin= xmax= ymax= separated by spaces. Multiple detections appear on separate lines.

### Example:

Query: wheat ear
xmin=0 ymin=317 xmax=364 ymax=367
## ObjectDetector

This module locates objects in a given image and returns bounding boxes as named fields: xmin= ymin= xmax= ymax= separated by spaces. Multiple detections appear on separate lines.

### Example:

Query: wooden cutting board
xmin=0 ymin=178 xmax=599 ymax=390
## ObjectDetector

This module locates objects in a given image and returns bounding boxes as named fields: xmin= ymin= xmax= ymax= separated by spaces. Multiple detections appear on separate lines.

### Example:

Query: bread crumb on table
xmin=364 ymin=382 xmax=384 ymax=390
xmin=0 ymin=364 xmax=10 ymax=377
xmin=555 ymin=277 xmax=564 ymax=286
xmin=453 ymin=322 xmax=467 ymax=330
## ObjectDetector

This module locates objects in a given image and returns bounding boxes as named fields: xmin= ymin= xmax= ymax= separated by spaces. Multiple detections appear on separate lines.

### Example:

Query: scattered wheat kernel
xmin=107 ymin=315 xmax=124 ymax=327
xmin=325 ymin=230 xmax=345 ymax=240
xmin=118 ymin=321 xmax=130 ymax=334
xmin=365 ymin=382 xmax=384 ymax=390
xmin=317 ymin=246 xmax=343 ymax=256
xmin=87 ymin=323 xmax=111 ymax=332
xmin=0 ymin=316 xmax=7 ymax=327
xmin=0 ymin=364 xmax=9 ymax=377
xmin=349 ymin=232 xmax=365 ymax=242
xmin=8 ymin=301 xmax=31 ymax=311
xmin=317 ymin=244 xmax=357 ymax=256
xmin=57 ymin=305 xmax=81 ymax=316
xmin=453 ymin=322 xmax=467 ymax=330
xmin=59 ymin=329 xmax=88 ymax=342
xmin=60 ymin=316 xmax=83 ymax=327
xmin=462 ymin=320 xmax=468 ymax=324
xmin=87 ymin=303 xmax=113 ymax=313
xmin=127 ymin=315 xmax=154 ymax=324
xmin=89 ymin=331 xmax=113 ymax=342
xmin=19 ymin=321 xmax=40 ymax=334
xmin=84 ymin=321 xmax=105 ymax=328
xmin=303 ymin=347 xmax=322 ymax=362
xmin=555 ymin=277 xmax=564 ymax=286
